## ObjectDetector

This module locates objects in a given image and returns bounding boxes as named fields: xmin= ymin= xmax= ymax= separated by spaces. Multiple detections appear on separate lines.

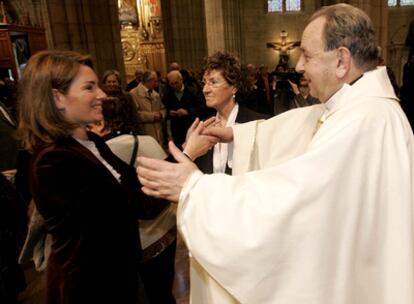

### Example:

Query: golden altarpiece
xmin=118 ymin=0 xmax=166 ymax=83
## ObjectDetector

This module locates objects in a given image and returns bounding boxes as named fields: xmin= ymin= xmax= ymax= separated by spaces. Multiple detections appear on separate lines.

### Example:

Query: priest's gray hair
xmin=309 ymin=3 xmax=378 ymax=71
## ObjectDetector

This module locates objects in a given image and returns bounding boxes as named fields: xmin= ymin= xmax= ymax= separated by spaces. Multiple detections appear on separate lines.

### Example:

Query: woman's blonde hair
xmin=17 ymin=50 xmax=93 ymax=151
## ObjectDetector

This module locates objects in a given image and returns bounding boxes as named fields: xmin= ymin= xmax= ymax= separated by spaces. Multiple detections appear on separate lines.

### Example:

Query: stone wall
xmin=161 ymin=0 xmax=208 ymax=72
xmin=44 ymin=0 xmax=125 ymax=82
xmin=37 ymin=0 xmax=413 ymax=84
xmin=239 ymin=0 xmax=316 ymax=69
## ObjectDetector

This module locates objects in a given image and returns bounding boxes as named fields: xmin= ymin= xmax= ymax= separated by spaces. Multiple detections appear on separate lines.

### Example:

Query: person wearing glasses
xmin=180 ymin=52 xmax=267 ymax=302
xmin=184 ymin=52 xmax=267 ymax=176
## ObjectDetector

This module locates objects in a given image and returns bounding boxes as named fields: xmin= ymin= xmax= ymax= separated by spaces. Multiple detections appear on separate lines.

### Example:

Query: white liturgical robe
xmin=177 ymin=67 xmax=414 ymax=304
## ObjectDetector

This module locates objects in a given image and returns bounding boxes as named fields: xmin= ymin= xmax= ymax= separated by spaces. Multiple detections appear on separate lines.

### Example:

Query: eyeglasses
xmin=201 ymin=78 xmax=227 ymax=88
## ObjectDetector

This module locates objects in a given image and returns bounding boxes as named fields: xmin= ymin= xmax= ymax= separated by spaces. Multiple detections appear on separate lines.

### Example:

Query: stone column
xmin=204 ymin=0 xmax=243 ymax=58
xmin=43 ymin=0 xmax=125 ymax=80
xmin=223 ymin=0 xmax=243 ymax=59
xmin=161 ymin=0 xmax=208 ymax=70
xmin=204 ymin=0 xmax=225 ymax=54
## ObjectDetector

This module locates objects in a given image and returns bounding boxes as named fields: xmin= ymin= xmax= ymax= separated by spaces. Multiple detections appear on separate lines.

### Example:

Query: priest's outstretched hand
xmin=202 ymin=124 xmax=234 ymax=143
xmin=137 ymin=141 xmax=198 ymax=202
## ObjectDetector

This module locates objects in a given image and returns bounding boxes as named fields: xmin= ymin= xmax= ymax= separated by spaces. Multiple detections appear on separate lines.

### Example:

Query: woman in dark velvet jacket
xmin=17 ymin=50 xmax=166 ymax=304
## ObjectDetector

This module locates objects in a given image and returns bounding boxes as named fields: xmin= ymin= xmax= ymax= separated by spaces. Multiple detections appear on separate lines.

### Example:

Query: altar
xmin=118 ymin=0 xmax=166 ymax=82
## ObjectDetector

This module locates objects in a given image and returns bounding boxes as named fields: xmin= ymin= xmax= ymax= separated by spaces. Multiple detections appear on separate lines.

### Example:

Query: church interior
xmin=1 ymin=0 xmax=413 ymax=86
xmin=0 ymin=0 xmax=413 ymax=303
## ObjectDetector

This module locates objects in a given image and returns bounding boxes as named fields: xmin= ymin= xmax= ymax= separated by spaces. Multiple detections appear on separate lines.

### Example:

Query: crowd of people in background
xmin=82 ymin=55 xmax=323 ymax=154
xmin=114 ymin=55 xmax=323 ymax=150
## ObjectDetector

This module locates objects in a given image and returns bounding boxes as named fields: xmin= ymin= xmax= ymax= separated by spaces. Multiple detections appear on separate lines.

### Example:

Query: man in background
xmin=288 ymin=76 xmax=320 ymax=107
xmin=130 ymin=70 xmax=166 ymax=146
xmin=126 ymin=68 xmax=144 ymax=92
xmin=163 ymin=70 xmax=207 ymax=148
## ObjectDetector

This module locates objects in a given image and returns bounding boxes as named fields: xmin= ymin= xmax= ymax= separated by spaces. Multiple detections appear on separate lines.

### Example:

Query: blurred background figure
xmin=162 ymin=70 xmax=207 ymax=148
xmin=376 ymin=46 xmax=400 ymax=98
xmin=180 ymin=69 xmax=202 ymax=96
xmin=256 ymin=64 xmax=274 ymax=116
xmin=246 ymin=63 xmax=257 ymax=81
xmin=238 ymin=63 xmax=260 ymax=112
xmin=155 ymin=70 xmax=167 ymax=97
xmin=288 ymin=75 xmax=320 ymax=107
xmin=126 ymin=68 xmax=144 ymax=92
xmin=130 ymin=70 xmax=166 ymax=147
xmin=272 ymin=64 xmax=296 ymax=115
xmin=400 ymin=20 xmax=414 ymax=129
xmin=169 ymin=61 xmax=180 ymax=72
xmin=102 ymin=69 xmax=122 ymax=91
xmin=91 ymin=69 xmax=143 ymax=137
xmin=89 ymin=89 xmax=143 ymax=139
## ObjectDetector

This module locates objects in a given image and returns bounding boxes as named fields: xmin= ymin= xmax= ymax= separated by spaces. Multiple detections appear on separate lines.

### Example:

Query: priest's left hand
xmin=137 ymin=141 xmax=199 ymax=202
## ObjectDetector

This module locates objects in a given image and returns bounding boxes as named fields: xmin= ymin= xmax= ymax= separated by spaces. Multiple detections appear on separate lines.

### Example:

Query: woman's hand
xmin=183 ymin=119 xmax=218 ymax=161
xmin=184 ymin=117 xmax=217 ymax=147
xmin=137 ymin=141 xmax=199 ymax=202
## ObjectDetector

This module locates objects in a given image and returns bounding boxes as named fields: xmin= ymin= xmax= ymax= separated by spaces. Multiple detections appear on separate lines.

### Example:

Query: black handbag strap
xmin=129 ymin=135 xmax=139 ymax=166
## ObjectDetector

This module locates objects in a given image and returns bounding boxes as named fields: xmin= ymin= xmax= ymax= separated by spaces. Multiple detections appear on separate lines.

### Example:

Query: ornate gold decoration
xmin=119 ymin=0 xmax=166 ymax=82
xmin=122 ymin=40 xmax=136 ymax=61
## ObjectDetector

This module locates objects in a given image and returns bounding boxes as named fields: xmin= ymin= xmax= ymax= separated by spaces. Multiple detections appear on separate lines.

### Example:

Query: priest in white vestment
xmin=137 ymin=4 xmax=414 ymax=304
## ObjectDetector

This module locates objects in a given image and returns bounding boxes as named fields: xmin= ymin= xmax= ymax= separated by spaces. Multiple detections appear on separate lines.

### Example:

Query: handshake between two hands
xmin=136 ymin=117 xmax=233 ymax=202
xmin=182 ymin=116 xmax=233 ymax=161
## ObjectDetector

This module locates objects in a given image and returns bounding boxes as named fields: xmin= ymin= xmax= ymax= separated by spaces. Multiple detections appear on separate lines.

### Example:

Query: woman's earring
xmin=232 ymin=93 xmax=236 ymax=99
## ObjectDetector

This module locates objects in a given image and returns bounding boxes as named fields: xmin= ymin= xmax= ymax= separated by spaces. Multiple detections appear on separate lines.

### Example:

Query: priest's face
xmin=202 ymin=69 xmax=236 ymax=112
xmin=296 ymin=17 xmax=342 ymax=103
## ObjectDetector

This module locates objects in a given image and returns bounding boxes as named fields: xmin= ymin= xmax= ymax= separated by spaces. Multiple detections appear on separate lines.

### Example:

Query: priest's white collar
xmin=324 ymin=82 xmax=351 ymax=113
